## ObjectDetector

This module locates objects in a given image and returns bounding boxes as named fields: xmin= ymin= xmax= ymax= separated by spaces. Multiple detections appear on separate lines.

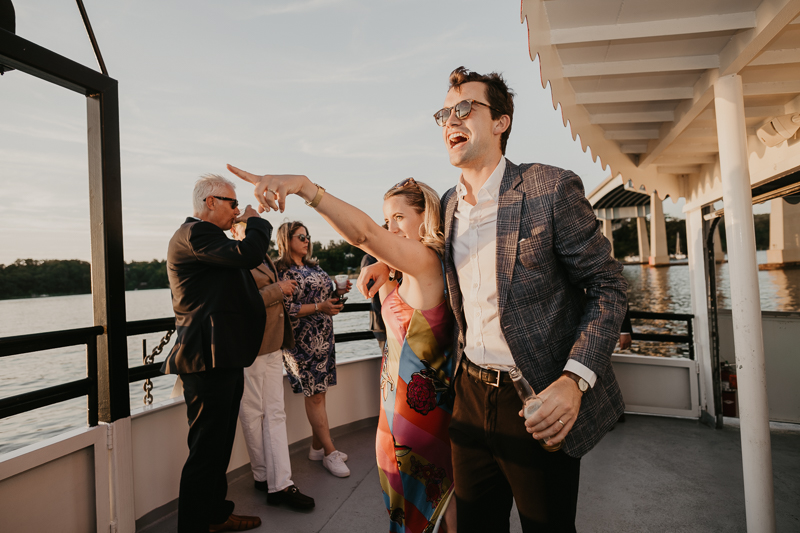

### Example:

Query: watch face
xmin=578 ymin=378 xmax=589 ymax=392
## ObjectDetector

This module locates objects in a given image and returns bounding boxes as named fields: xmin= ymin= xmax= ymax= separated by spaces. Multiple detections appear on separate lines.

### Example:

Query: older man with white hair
xmin=161 ymin=174 xmax=272 ymax=533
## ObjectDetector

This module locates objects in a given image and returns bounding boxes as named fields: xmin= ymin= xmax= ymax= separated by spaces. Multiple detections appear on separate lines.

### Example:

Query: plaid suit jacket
xmin=442 ymin=159 xmax=627 ymax=458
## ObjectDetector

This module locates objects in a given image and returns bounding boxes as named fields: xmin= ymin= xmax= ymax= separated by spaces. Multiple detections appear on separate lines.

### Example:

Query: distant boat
xmin=674 ymin=232 xmax=687 ymax=260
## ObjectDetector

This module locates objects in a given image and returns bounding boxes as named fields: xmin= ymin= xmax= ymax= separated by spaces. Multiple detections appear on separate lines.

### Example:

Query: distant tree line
xmin=0 ymin=259 xmax=172 ymax=300
xmin=0 ymin=259 xmax=92 ymax=300
xmin=266 ymin=239 xmax=365 ymax=274
xmin=610 ymin=214 xmax=770 ymax=260
xmin=124 ymin=260 xmax=169 ymax=291
xmin=0 ymin=241 xmax=366 ymax=300
xmin=311 ymin=240 xmax=365 ymax=275
xmin=0 ymin=214 xmax=771 ymax=299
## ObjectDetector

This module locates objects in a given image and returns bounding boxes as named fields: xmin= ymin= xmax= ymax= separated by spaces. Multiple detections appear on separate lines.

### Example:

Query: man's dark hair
xmin=448 ymin=66 xmax=515 ymax=154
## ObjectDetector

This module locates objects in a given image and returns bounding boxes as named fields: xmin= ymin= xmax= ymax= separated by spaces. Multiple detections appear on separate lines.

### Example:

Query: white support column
xmin=714 ymin=73 xmax=775 ymax=533
xmin=685 ymin=208 xmax=713 ymax=416
xmin=107 ymin=418 xmax=136 ymax=533
xmin=636 ymin=216 xmax=651 ymax=261
xmin=766 ymin=198 xmax=800 ymax=264
xmin=602 ymin=219 xmax=615 ymax=257
xmin=649 ymin=193 xmax=670 ymax=265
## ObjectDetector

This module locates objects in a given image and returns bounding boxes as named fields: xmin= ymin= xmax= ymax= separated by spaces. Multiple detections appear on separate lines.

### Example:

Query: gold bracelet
xmin=305 ymin=183 xmax=325 ymax=208
xmin=314 ymin=302 xmax=319 ymax=312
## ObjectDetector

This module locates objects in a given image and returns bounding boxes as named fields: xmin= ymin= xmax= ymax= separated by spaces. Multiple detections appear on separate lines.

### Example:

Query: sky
xmin=0 ymin=0 xmax=695 ymax=265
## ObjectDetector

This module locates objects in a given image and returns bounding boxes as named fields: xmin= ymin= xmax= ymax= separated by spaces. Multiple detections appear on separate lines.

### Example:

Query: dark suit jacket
xmin=360 ymin=254 xmax=386 ymax=342
xmin=161 ymin=217 xmax=272 ymax=375
xmin=442 ymin=159 xmax=627 ymax=458
xmin=251 ymin=257 xmax=295 ymax=355
xmin=620 ymin=305 xmax=633 ymax=334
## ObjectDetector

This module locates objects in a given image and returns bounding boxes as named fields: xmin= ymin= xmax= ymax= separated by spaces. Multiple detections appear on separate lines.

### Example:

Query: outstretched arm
xmin=227 ymin=165 xmax=440 ymax=280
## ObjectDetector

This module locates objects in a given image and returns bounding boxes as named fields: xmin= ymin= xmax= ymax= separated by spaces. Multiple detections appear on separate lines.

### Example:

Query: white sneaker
xmin=322 ymin=450 xmax=350 ymax=478
xmin=309 ymin=446 xmax=347 ymax=462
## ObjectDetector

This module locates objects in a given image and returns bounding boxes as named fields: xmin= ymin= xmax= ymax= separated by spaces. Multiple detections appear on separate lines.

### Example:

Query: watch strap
xmin=306 ymin=184 xmax=325 ymax=208
xmin=563 ymin=371 xmax=589 ymax=394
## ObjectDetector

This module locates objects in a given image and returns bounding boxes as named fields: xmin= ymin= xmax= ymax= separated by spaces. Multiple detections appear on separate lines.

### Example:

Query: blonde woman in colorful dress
xmin=228 ymin=164 xmax=456 ymax=533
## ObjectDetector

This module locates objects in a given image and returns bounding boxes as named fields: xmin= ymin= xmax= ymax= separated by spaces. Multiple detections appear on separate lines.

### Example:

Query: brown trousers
xmin=449 ymin=368 xmax=581 ymax=533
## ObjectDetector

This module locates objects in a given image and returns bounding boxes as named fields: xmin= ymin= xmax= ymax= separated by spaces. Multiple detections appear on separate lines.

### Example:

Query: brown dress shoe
xmin=208 ymin=513 xmax=262 ymax=532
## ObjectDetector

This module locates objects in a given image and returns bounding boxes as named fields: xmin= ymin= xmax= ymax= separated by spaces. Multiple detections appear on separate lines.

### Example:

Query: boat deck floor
xmin=140 ymin=414 xmax=800 ymax=532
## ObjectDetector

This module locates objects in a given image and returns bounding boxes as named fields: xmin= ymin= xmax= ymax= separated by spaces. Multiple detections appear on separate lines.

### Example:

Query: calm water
xmin=1 ymin=253 xmax=798 ymax=455
xmin=620 ymin=251 xmax=800 ymax=358
xmin=0 ymin=287 xmax=374 ymax=455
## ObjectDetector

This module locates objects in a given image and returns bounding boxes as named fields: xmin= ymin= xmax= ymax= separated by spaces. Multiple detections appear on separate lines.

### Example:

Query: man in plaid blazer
xmin=363 ymin=67 xmax=627 ymax=532
xmin=440 ymin=68 xmax=626 ymax=533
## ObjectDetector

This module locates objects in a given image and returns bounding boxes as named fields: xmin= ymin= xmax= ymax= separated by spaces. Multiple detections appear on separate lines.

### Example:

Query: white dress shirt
xmin=452 ymin=157 xmax=597 ymax=387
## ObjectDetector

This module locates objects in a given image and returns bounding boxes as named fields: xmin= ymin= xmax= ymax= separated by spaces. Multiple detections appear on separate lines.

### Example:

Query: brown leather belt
xmin=460 ymin=357 xmax=513 ymax=387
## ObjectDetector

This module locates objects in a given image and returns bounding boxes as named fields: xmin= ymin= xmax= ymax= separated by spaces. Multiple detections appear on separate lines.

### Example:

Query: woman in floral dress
xmin=275 ymin=221 xmax=351 ymax=478
xmin=228 ymin=164 xmax=456 ymax=533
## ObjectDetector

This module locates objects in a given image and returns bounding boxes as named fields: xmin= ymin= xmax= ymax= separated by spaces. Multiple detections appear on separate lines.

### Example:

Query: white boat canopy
xmin=521 ymin=0 xmax=800 ymax=207
xmin=520 ymin=2 xmax=800 ymax=532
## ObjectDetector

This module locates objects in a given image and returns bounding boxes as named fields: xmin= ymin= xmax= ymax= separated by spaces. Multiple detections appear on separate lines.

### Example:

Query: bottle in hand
xmin=509 ymin=366 xmax=562 ymax=452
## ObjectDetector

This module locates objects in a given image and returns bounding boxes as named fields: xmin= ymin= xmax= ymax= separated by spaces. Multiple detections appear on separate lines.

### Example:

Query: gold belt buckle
xmin=477 ymin=366 xmax=500 ymax=387
xmin=485 ymin=364 xmax=513 ymax=388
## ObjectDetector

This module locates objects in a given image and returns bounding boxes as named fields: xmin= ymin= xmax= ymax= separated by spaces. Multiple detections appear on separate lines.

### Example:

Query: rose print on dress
xmin=406 ymin=371 xmax=437 ymax=415
xmin=409 ymin=456 xmax=447 ymax=509
xmin=389 ymin=507 xmax=405 ymax=525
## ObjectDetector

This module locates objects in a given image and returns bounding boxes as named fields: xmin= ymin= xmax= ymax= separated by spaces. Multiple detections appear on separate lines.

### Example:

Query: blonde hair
xmin=384 ymin=179 xmax=444 ymax=255
xmin=274 ymin=221 xmax=317 ymax=272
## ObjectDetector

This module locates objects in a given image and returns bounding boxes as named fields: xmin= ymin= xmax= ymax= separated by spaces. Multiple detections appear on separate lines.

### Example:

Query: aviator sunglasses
xmin=433 ymin=99 xmax=500 ymax=126
xmin=293 ymin=233 xmax=312 ymax=243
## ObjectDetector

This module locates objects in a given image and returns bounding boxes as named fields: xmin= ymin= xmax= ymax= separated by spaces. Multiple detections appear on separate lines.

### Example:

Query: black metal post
xmin=74 ymin=0 xmax=108 ymax=75
xmin=703 ymin=206 xmax=723 ymax=429
xmin=87 ymin=86 xmax=130 ymax=423
xmin=1 ymin=27 xmax=132 ymax=423
xmin=86 ymin=335 xmax=99 ymax=426
xmin=0 ymin=28 xmax=114 ymax=94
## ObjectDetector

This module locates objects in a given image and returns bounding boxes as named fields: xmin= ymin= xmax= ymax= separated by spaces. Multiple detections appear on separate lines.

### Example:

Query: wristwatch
xmin=305 ymin=183 xmax=325 ymax=208
xmin=563 ymin=371 xmax=589 ymax=394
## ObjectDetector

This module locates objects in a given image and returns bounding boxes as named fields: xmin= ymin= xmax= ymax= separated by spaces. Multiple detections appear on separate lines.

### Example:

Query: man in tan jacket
xmin=231 ymin=222 xmax=315 ymax=510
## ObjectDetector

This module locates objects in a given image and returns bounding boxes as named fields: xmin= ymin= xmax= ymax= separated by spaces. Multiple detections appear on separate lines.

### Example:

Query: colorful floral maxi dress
xmin=378 ymin=284 xmax=454 ymax=533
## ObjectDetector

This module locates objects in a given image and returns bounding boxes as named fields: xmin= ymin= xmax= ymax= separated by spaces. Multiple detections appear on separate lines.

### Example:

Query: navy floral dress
xmin=279 ymin=263 xmax=337 ymax=396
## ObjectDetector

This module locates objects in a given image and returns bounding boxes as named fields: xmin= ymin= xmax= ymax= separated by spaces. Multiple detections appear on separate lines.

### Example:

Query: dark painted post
xmin=86 ymin=334 xmax=99 ymax=426
xmin=87 ymin=85 xmax=130 ymax=422
xmin=702 ymin=205 xmax=722 ymax=428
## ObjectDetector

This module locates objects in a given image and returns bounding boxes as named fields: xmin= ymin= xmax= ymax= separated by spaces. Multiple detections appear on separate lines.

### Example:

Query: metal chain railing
xmin=141 ymin=329 xmax=174 ymax=405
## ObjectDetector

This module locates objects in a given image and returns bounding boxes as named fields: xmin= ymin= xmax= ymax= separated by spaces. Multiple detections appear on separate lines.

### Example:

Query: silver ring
xmin=558 ymin=418 xmax=565 ymax=427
